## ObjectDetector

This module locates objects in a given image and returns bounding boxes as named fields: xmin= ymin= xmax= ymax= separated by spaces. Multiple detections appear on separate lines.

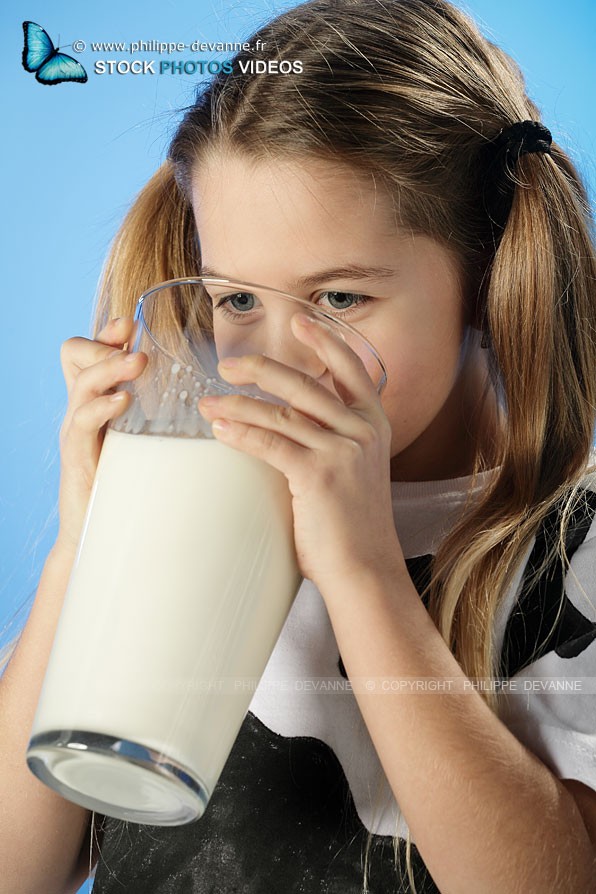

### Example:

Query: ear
xmin=561 ymin=778 xmax=596 ymax=852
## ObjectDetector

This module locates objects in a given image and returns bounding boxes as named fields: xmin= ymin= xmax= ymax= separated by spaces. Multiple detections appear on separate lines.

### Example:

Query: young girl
xmin=2 ymin=0 xmax=596 ymax=891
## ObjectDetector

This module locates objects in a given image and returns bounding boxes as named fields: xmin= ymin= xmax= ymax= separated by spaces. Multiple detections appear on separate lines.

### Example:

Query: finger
xmin=60 ymin=316 xmax=135 ymax=391
xmin=290 ymin=313 xmax=381 ymax=408
xmin=61 ymin=391 xmax=131 ymax=461
xmin=199 ymin=392 xmax=336 ymax=451
xmin=213 ymin=354 xmax=354 ymax=436
xmin=213 ymin=353 xmax=366 ymax=440
xmin=70 ymin=350 xmax=147 ymax=406
xmin=207 ymin=416 xmax=310 ymax=481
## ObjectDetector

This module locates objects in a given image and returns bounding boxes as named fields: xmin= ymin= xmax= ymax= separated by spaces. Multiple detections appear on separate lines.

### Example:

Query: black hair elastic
xmin=493 ymin=120 xmax=553 ymax=161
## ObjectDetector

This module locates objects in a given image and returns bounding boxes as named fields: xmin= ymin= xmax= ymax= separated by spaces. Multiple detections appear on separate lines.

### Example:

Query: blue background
xmin=0 ymin=2 xmax=594 ymax=889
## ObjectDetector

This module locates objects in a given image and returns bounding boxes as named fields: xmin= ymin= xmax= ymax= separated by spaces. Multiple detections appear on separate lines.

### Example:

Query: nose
xmin=219 ymin=308 xmax=329 ymax=383
xmin=264 ymin=311 xmax=329 ymax=380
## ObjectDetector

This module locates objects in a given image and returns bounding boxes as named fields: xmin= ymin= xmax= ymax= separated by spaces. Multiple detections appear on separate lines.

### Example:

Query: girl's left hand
xmin=198 ymin=312 xmax=406 ymax=594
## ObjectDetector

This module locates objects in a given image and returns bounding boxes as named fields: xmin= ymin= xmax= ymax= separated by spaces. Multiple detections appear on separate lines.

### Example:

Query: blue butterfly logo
xmin=22 ymin=22 xmax=88 ymax=86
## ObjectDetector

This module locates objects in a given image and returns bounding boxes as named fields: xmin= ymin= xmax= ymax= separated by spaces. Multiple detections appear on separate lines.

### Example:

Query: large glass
xmin=26 ymin=277 xmax=387 ymax=826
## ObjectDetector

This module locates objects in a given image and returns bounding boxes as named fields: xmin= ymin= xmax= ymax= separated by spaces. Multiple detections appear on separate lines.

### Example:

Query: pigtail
xmin=423 ymin=138 xmax=596 ymax=749
xmin=484 ymin=142 xmax=596 ymax=505
xmin=91 ymin=160 xmax=200 ymax=337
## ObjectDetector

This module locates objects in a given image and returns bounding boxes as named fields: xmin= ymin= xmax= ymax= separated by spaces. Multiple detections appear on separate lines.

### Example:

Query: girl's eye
xmin=317 ymin=291 xmax=372 ymax=315
xmin=215 ymin=292 xmax=259 ymax=320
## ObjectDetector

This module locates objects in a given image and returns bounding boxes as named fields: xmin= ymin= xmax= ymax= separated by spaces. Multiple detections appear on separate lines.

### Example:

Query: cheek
xmin=213 ymin=320 xmax=240 ymax=358
xmin=378 ymin=330 xmax=465 ymax=447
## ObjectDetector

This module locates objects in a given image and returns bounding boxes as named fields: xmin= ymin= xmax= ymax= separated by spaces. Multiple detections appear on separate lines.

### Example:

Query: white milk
xmin=29 ymin=427 xmax=302 ymax=820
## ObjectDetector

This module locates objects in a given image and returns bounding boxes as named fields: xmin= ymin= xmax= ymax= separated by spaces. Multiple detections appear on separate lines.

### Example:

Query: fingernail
xmin=124 ymin=352 xmax=138 ymax=363
xmin=107 ymin=349 xmax=123 ymax=359
xmin=110 ymin=391 xmax=126 ymax=402
xmin=212 ymin=419 xmax=231 ymax=431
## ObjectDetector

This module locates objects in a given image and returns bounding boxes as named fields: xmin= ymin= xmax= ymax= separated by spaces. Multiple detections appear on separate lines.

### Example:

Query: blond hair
xmin=5 ymin=1 xmax=596 ymax=889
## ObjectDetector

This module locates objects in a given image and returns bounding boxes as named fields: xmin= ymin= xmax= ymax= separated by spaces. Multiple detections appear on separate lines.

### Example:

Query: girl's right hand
xmin=55 ymin=316 xmax=148 ymax=557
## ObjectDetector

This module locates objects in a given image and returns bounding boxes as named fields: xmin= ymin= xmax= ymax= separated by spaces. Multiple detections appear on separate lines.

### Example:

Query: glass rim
xmin=135 ymin=275 xmax=388 ymax=394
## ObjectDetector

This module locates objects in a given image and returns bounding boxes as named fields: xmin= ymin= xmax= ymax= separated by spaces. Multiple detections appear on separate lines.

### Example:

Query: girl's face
xmin=191 ymin=154 xmax=499 ymax=481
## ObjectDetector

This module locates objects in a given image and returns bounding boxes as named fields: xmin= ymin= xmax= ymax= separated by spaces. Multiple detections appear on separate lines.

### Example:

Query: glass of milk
xmin=26 ymin=277 xmax=388 ymax=826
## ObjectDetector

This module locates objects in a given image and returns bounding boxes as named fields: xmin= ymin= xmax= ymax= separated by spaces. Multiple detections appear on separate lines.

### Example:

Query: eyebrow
xmin=199 ymin=264 xmax=396 ymax=288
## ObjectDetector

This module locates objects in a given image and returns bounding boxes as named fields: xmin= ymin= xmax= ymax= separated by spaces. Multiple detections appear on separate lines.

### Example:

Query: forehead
xmin=190 ymin=153 xmax=401 ymax=274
